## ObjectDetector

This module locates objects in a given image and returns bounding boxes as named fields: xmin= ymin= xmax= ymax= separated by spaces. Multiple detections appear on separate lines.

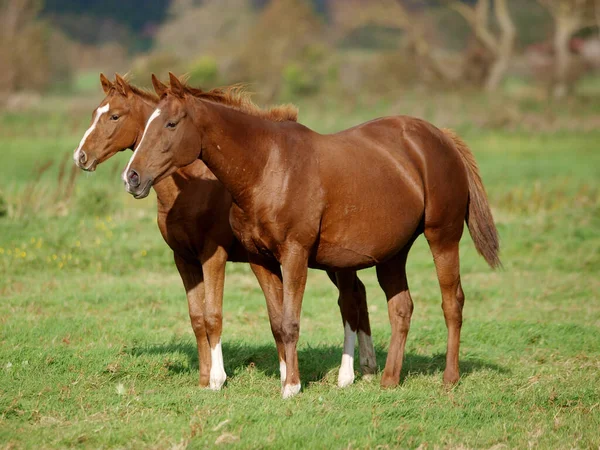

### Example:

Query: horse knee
xmin=441 ymin=298 xmax=463 ymax=326
xmin=281 ymin=319 xmax=300 ymax=344
xmin=456 ymin=284 xmax=465 ymax=308
xmin=389 ymin=295 xmax=413 ymax=334
xmin=204 ymin=312 xmax=222 ymax=337
xmin=189 ymin=313 xmax=206 ymax=337
xmin=392 ymin=294 xmax=414 ymax=317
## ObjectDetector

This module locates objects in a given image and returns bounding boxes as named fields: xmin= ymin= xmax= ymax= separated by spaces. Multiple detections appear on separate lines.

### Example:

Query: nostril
xmin=78 ymin=151 xmax=87 ymax=165
xmin=128 ymin=169 xmax=140 ymax=187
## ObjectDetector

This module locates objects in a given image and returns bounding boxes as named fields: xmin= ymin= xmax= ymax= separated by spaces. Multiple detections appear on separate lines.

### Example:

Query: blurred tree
xmin=329 ymin=0 xmax=518 ymax=90
xmin=450 ymin=0 xmax=516 ymax=90
xmin=537 ymin=0 xmax=600 ymax=97
xmin=42 ymin=0 xmax=169 ymax=35
xmin=154 ymin=0 xmax=256 ymax=61
xmin=236 ymin=0 xmax=326 ymax=99
xmin=329 ymin=0 xmax=457 ymax=81
xmin=0 ymin=0 xmax=74 ymax=93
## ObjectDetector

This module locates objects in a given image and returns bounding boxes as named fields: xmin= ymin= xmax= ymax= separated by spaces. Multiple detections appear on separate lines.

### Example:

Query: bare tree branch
xmin=537 ymin=0 xmax=599 ymax=96
xmin=485 ymin=0 xmax=517 ymax=90
xmin=450 ymin=0 xmax=499 ymax=56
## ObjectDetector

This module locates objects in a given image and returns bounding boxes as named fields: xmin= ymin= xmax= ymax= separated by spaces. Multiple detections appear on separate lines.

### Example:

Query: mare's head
xmin=73 ymin=73 xmax=157 ymax=171
xmin=122 ymin=73 xmax=205 ymax=199
xmin=123 ymin=72 xmax=299 ymax=199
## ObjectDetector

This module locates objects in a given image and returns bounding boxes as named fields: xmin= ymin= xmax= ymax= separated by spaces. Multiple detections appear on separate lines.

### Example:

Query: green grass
xmin=0 ymin=100 xmax=599 ymax=449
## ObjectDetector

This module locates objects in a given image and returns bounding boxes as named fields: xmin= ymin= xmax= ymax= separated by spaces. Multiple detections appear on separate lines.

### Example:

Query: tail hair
xmin=442 ymin=129 xmax=502 ymax=269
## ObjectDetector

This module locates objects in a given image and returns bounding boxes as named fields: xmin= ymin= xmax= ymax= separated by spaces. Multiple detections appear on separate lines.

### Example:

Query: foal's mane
xmin=129 ymin=84 xmax=160 ymax=103
xmin=114 ymin=74 xmax=159 ymax=103
xmin=179 ymin=82 xmax=298 ymax=123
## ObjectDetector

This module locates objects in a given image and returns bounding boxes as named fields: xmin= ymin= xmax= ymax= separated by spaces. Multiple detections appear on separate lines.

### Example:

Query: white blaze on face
xmin=338 ymin=322 xmax=356 ymax=388
xmin=123 ymin=108 xmax=161 ymax=185
xmin=74 ymin=103 xmax=110 ymax=164
xmin=209 ymin=340 xmax=227 ymax=390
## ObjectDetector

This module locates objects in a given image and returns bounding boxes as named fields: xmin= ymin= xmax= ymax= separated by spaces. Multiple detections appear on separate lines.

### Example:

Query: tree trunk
xmin=553 ymin=14 xmax=580 ymax=97
xmin=485 ymin=0 xmax=516 ymax=91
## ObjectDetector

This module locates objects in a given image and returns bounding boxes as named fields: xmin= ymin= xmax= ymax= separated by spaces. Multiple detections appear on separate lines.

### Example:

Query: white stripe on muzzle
xmin=123 ymin=108 xmax=161 ymax=185
xmin=74 ymin=103 xmax=110 ymax=164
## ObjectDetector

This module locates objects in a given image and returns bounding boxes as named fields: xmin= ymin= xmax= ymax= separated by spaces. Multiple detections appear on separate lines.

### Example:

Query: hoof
xmin=337 ymin=369 xmax=355 ymax=388
xmin=209 ymin=370 xmax=227 ymax=391
xmin=380 ymin=375 xmax=399 ymax=389
xmin=361 ymin=373 xmax=375 ymax=382
xmin=443 ymin=371 xmax=460 ymax=387
xmin=361 ymin=364 xmax=378 ymax=376
xmin=198 ymin=378 xmax=210 ymax=389
xmin=281 ymin=383 xmax=301 ymax=399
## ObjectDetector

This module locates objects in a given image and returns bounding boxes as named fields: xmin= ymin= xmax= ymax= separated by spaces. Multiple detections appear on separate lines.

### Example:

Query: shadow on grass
xmin=128 ymin=341 xmax=508 ymax=385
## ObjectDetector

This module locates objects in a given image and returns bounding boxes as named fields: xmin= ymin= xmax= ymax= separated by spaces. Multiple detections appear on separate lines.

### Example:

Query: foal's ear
xmin=151 ymin=74 xmax=168 ymax=97
xmin=169 ymin=72 xmax=185 ymax=98
xmin=100 ymin=73 xmax=113 ymax=94
xmin=114 ymin=73 xmax=132 ymax=97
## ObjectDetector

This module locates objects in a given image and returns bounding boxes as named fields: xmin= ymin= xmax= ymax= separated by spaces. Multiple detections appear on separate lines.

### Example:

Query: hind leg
xmin=330 ymin=271 xmax=376 ymax=387
xmin=376 ymin=243 xmax=414 ymax=388
xmin=354 ymin=276 xmax=377 ymax=379
xmin=426 ymin=230 xmax=464 ymax=385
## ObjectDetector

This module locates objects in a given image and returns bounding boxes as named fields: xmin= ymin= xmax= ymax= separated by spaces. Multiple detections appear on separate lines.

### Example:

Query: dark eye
xmin=110 ymin=114 xmax=119 ymax=121
xmin=166 ymin=121 xmax=177 ymax=129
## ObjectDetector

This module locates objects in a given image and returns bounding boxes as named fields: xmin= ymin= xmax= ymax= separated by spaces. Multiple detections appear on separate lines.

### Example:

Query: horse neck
xmin=193 ymin=100 xmax=280 ymax=207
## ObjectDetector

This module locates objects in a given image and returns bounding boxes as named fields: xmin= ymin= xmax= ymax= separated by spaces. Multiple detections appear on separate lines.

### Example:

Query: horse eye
xmin=110 ymin=114 xmax=119 ymax=121
xmin=166 ymin=121 xmax=177 ymax=129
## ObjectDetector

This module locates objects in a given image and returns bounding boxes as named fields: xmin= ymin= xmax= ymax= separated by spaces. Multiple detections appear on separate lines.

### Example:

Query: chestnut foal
xmin=74 ymin=74 xmax=377 ymax=391
xmin=124 ymin=73 xmax=501 ymax=399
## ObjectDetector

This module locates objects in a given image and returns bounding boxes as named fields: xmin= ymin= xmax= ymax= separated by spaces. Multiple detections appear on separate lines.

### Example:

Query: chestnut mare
xmin=73 ymin=74 xmax=377 ymax=391
xmin=124 ymin=73 xmax=500 ymax=399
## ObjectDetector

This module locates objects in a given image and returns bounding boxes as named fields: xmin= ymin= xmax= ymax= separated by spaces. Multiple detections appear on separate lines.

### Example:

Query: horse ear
xmin=169 ymin=72 xmax=185 ymax=98
xmin=114 ymin=73 xmax=132 ymax=97
xmin=100 ymin=73 xmax=113 ymax=94
xmin=151 ymin=74 xmax=168 ymax=97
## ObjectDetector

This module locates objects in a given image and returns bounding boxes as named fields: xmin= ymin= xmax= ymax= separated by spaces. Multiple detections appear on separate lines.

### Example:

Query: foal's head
xmin=73 ymin=74 xmax=157 ymax=172
xmin=123 ymin=73 xmax=205 ymax=199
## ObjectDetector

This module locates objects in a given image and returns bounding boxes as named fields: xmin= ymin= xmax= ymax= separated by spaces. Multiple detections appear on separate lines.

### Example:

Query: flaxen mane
xmin=181 ymin=82 xmax=298 ymax=123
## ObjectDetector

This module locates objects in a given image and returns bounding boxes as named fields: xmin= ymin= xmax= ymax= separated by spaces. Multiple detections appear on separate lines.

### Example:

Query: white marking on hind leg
xmin=279 ymin=360 xmax=287 ymax=387
xmin=358 ymin=330 xmax=377 ymax=380
xmin=282 ymin=383 xmax=301 ymax=399
xmin=338 ymin=322 xmax=356 ymax=388
xmin=209 ymin=340 xmax=227 ymax=390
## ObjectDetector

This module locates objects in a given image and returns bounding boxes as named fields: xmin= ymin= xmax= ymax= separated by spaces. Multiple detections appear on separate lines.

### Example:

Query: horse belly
xmin=314 ymin=194 xmax=423 ymax=270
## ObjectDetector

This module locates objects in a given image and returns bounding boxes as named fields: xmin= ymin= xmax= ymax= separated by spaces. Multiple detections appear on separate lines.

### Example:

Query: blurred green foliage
xmin=186 ymin=56 xmax=219 ymax=88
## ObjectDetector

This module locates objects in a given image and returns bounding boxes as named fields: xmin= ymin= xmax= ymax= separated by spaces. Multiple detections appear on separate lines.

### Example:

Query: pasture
xmin=0 ymin=95 xmax=599 ymax=449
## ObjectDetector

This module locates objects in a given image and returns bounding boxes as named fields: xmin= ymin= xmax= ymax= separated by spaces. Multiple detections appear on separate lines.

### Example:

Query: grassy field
xmin=0 ymin=95 xmax=599 ymax=449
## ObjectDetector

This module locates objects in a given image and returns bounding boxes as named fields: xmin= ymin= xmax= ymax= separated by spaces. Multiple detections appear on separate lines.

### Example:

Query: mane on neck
xmin=115 ymin=74 xmax=159 ymax=104
xmin=180 ymin=82 xmax=298 ymax=123
xmin=129 ymin=84 xmax=160 ymax=104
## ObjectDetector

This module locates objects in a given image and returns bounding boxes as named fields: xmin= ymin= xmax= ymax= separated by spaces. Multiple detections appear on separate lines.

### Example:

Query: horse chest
xmin=157 ymin=207 xmax=205 ymax=261
xmin=229 ymin=206 xmax=280 ymax=259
